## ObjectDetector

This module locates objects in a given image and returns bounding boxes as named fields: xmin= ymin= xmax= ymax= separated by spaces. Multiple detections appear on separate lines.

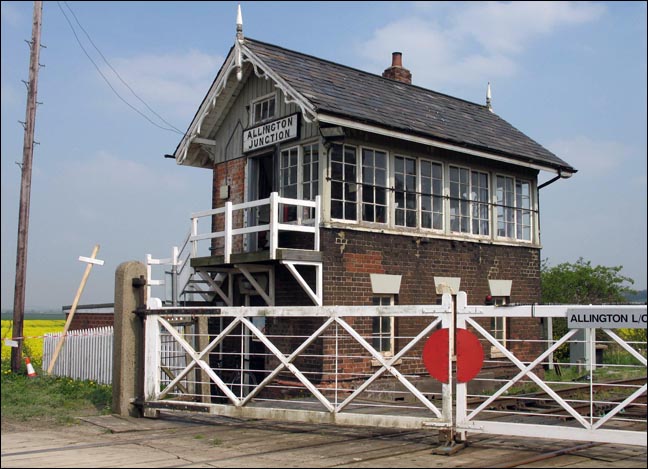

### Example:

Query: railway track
xmin=465 ymin=376 xmax=647 ymax=426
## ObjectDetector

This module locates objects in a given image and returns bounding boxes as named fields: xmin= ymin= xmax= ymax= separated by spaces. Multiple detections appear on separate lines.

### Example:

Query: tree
xmin=541 ymin=257 xmax=635 ymax=305
xmin=541 ymin=258 xmax=641 ymax=364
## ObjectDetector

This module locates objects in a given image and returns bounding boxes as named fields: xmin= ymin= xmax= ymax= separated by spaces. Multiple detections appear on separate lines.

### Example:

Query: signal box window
xmin=372 ymin=295 xmax=395 ymax=356
xmin=252 ymin=94 xmax=276 ymax=124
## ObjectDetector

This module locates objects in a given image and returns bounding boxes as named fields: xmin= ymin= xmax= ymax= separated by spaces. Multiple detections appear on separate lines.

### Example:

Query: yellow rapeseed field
xmin=1 ymin=319 xmax=65 ymax=363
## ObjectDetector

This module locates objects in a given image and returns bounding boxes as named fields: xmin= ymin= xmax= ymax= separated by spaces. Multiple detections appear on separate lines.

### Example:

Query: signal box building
xmin=169 ymin=26 xmax=575 ymax=384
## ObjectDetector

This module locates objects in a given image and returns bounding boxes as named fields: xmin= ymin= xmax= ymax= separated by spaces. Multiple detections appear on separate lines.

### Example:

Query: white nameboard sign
xmin=243 ymin=114 xmax=299 ymax=153
xmin=567 ymin=308 xmax=647 ymax=329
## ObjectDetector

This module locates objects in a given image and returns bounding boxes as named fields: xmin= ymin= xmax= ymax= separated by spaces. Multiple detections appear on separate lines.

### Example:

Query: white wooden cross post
xmin=47 ymin=244 xmax=104 ymax=374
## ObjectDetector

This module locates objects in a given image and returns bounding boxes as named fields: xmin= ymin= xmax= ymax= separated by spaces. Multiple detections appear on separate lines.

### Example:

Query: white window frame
xmin=393 ymin=155 xmax=418 ymax=228
xmin=372 ymin=295 xmax=395 ymax=357
xmin=279 ymin=142 xmax=320 ymax=223
xmin=324 ymin=143 xmax=539 ymax=247
xmin=419 ymin=158 xmax=444 ymax=232
xmin=360 ymin=147 xmax=389 ymax=225
xmin=448 ymin=165 xmax=490 ymax=237
xmin=330 ymin=143 xmax=359 ymax=223
xmin=495 ymin=174 xmax=534 ymax=242
xmin=250 ymin=92 xmax=277 ymax=125
xmin=490 ymin=296 xmax=510 ymax=358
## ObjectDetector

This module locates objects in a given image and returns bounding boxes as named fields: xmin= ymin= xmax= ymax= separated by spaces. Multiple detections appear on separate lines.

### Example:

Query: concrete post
xmin=112 ymin=261 xmax=146 ymax=417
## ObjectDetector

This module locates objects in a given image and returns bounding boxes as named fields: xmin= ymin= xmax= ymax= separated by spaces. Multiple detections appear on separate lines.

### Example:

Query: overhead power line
xmin=56 ymin=1 xmax=184 ymax=135
xmin=61 ymin=1 xmax=184 ymax=134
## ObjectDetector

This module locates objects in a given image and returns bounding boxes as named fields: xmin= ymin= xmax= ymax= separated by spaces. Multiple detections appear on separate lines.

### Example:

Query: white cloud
xmin=357 ymin=1 xmax=604 ymax=89
xmin=453 ymin=1 xmax=605 ymax=55
xmin=99 ymin=50 xmax=223 ymax=123
xmin=547 ymin=136 xmax=630 ymax=176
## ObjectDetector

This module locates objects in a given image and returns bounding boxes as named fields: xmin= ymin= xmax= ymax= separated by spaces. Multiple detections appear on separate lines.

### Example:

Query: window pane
xmin=421 ymin=212 xmax=431 ymax=228
xmin=396 ymin=210 xmax=404 ymax=226
xmin=421 ymin=160 xmax=442 ymax=231
xmin=406 ymin=210 xmax=416 ymax=227
xmin=332 ymin=164 xmax=343 ymax=186
xmin=362 ymin=150 xmax=374 ymax=167
xmin=331 ymin=145 xmax=357 ymax=220
xmin=331 ymin=201 xmax=343 ymax=219
xmin=363 ymin=167 xmax=374 ymax=185
xmin=376 ymin=169 xmax=386 ymax=186
xmin=268 ymin=97 xmax=275 ymax=118
xmin=345 ymin=202 xmax=356 ymax=220
xmin=376 ymin=205 xmax=386 ymax=223
xmin=394 ymin=156 xmax=416 ymax=227
xmin=395 ymin=172 xmax=404 ymax=191
xmin=375 ymin=151 xmax=386 ymax=169
xmin=376 ymin=188 xmax=386 ymax=205
xmin=362 ymin=149 xmax=387 ymax=224
xmin=364 ymin=205 xmax=374 ymax=222
xmin=345 ymin=164 xmax=356 ymax=182
xmin=331 ymin=145 xmax=343 ymax=162
xmin=395 ymin=157 xmax=404 ymax=173
xmin=363 ymin=186 xmax=374 ymax=203
xmin=395 ymin=192 xmax=404 ymax=208
xmin=450 ymin=166 xmax=470 ymax=233
xmin=345 ymin=146 xmax=356 ymax=165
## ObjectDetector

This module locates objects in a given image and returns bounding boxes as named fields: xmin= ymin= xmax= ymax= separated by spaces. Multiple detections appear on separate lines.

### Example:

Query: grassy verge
xmin=1 ymin=359 xmax=112 ymax=429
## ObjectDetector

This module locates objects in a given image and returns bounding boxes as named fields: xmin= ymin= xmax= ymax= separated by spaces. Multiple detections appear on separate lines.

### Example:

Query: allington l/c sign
xmin=567 ymin=308 xmax=647 ymax=329
xmin=243 ymin=113 xmax=299 ymax=153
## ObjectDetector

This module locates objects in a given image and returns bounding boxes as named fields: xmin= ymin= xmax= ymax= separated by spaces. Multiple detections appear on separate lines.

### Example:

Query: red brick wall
xmin=211 ymin=158 xmax=247 ymax=255
xmin=316 ymin=228 xmax=542 ymax=381
xmin=65 ymin=312 xmax=113 ymax=331
xmin=321 ymin=229 xmax=540 ymax=305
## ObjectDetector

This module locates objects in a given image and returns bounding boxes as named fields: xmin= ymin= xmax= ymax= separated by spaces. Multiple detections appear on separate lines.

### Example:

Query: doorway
xmin=247 ymin=153 xmax=274 ymax=251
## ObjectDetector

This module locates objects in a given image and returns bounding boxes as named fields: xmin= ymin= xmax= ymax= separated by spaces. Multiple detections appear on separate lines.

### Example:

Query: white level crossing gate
xmin=142 ymin=293 xmax=646 ymax=446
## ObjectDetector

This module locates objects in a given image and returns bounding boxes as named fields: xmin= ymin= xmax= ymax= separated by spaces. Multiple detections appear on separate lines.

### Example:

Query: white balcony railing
xmin=146 ymin=194 xmax=320 ymax=305
xmin=188 ymin=193 xmax=320 ymax=263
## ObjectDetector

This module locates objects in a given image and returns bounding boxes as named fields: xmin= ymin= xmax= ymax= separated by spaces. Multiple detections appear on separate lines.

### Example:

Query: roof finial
xmin=236 ymin=4 xmax=244 ymax=42
xmin=486 ymin=81 xmax=493 ymax=112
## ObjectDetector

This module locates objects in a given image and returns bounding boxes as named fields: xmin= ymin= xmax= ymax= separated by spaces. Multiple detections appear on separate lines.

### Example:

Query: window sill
xmin=322 ymin=221 xmax=541 ymax=248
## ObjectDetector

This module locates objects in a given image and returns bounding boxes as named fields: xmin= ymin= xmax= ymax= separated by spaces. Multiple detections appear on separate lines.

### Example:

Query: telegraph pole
xmin=12 ymin=1 xmax=43 ymax=373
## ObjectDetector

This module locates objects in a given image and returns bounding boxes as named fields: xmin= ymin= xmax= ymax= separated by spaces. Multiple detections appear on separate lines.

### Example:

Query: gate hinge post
xmin=432 ymin=428 xmax=468 ymax=455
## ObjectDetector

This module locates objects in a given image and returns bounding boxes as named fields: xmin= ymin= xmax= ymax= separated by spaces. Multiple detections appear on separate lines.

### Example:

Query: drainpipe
xmin=537 ymin=167 xmax=574 ymax=297
xmin=538 ymin=168 xmax=573 ymax=190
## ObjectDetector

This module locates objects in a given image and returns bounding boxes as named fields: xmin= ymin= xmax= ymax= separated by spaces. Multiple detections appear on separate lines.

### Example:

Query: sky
xmin=1 ymin=1 xmax=646 ymax=311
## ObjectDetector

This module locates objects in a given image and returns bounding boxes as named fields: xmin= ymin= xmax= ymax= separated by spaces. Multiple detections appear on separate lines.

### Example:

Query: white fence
xmin=142 ymin=295 xmax=646 ymax=446
xmin=42 ymin=326 xmax=113 ymax=385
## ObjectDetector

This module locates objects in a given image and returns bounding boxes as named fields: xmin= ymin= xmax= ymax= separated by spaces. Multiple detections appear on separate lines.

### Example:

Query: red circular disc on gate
xmin=422 ymin=328 xmax=484 ymax=383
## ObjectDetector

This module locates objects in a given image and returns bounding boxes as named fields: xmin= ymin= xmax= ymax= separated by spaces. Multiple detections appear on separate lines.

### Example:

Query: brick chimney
xmin=382 ymin=52 xmax=412 ymax=84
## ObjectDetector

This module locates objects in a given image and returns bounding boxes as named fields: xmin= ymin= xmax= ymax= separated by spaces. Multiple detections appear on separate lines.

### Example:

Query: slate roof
xmin=244 ymin=38 xmax=575 ymax=173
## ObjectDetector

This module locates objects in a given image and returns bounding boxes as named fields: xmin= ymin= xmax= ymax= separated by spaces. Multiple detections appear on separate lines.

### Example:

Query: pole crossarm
xmin=47 ymin=244 xmax=101 ymax=374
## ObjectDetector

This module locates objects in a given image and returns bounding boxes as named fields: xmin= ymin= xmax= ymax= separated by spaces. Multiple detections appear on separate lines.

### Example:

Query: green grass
xmin=1 ymin=359 xmax=112 ymax=427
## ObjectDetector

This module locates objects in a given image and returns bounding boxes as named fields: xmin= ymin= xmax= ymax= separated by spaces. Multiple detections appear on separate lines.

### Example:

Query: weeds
xmin=1 ymin=358 xmax=112 ymax=427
